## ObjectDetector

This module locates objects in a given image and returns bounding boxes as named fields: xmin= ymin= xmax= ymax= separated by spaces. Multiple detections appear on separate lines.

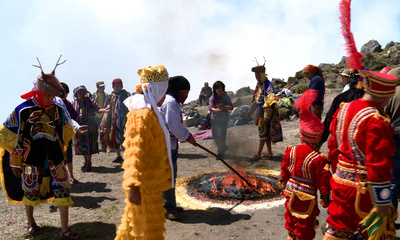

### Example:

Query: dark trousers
xmin=162 ymin=148 xmax=179 ymax=213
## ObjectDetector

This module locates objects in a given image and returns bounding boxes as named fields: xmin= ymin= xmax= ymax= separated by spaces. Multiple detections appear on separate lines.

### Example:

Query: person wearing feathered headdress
xmin=115 ymin=65 xmax=173 ymax=240
xmin=280 ymin=89 xmax=332 ymax=240
xmin=246 ymin=63 xmax=283 ymax=161
xmin=323 ymin=1 xmax=398 ymax=239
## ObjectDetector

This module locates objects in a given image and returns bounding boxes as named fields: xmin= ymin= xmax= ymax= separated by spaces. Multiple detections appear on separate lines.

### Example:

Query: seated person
xmin=198 ymin=82 xmax=212 ymax=106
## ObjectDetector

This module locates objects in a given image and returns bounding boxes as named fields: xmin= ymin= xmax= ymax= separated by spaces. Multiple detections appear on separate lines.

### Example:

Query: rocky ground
xmin=0 ymin=88 xmax=398 ymax=240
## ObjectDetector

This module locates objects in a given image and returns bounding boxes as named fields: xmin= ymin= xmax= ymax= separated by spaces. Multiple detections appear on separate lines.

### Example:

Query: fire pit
xmin=176 ymin=169 xmax=284 ymax=212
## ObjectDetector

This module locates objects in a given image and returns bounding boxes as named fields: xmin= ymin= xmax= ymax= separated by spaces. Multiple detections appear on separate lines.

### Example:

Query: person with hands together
xmin=209 ymin=80 xmax=233 ymax=158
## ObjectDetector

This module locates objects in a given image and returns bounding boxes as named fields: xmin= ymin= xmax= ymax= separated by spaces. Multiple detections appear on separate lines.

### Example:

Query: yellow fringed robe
xmin=115 ymin=108 xmax=172 ymax=240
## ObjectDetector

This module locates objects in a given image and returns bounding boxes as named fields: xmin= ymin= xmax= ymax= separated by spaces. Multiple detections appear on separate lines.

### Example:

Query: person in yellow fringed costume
xmin=115 ymin=65 xmax=173 ymax=240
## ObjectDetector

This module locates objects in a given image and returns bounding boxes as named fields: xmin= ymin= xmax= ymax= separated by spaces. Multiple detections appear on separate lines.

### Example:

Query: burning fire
xmin=207 ymin=165 xmax=279 ymax=200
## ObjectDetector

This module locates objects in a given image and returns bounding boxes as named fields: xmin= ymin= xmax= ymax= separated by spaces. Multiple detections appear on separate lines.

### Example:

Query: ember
xmin=176 ymin=169 xmax=284 ymax=212
xmin=186 ymin=167 xmax=281 ymax=202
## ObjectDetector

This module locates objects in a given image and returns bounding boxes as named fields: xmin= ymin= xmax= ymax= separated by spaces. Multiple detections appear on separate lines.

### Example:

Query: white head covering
xmin=123 ymin=65 xmax=174 ymax=187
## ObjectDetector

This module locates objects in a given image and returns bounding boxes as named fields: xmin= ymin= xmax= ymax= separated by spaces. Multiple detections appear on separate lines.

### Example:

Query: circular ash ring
xmin=176 ymin=169 xmax=284 ymax=212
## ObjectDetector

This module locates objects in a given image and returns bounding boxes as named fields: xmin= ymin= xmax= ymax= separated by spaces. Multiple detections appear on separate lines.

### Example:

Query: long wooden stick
xmin=196 ymin=143 xmax=255 ymax=188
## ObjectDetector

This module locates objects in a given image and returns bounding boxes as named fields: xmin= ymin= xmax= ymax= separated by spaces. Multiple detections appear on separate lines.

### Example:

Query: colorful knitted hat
xmin=340 ymin=0 xmax=397 ymax=98
xmin=138 ymin=65 xmax=169 ymax=83
xmin=294 ymin=89 xmax=324 ymax=143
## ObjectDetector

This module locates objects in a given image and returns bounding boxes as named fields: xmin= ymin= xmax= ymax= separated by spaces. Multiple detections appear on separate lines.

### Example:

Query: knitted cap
xmin=294 ymin=89 xmax=324 ymax=143
xmin=112 ymin=78 xmax=123 ymax=87
xmin=138 ymin=65 xmax=169 ymax=83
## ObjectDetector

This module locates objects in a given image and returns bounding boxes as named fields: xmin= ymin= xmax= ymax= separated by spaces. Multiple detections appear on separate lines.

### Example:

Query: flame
xmin=207 ymin=164 xmax=278 ymax=199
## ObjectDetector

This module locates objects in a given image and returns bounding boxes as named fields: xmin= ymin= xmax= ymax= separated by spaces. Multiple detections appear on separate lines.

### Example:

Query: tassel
xmin=40 ymin=176 xmax=51 ymax=197
xmin=360 ymin=207 xmax=397 ymax=240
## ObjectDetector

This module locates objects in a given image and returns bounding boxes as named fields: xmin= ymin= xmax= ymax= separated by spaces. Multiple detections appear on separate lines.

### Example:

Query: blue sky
xmin=0 ymin=0 xmax=399 ymax=120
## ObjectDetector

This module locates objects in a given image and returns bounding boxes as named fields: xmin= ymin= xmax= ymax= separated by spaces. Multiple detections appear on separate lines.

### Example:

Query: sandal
xmin=28 ymin=222 xmax=44 ymax=235
xmin=250 ymin=155 xmax=261 ymax=161
xmin=261 ymin=153 xmax=274 ymax=159
xmin=60 ymin=228 xmax=81 ymax=239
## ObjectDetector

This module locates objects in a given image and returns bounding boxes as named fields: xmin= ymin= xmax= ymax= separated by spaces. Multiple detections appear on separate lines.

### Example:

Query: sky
xmin=0 ymin=0 xmax=399 ymax=120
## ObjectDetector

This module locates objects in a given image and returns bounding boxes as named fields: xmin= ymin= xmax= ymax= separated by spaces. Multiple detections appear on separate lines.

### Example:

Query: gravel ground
xmin=1 ymin=88 xmax=398 ymax=240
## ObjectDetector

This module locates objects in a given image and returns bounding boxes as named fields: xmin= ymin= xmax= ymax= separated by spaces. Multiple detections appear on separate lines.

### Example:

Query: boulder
xmin=385 ymin=41 xmax=400 ymax=50
xmin=235 ymin=86 xmax=252 ymax=97
xmin=361 ymin=40 xmax=382 ymax=54
xmin=231 ymin=97 xmax=243 ymax=107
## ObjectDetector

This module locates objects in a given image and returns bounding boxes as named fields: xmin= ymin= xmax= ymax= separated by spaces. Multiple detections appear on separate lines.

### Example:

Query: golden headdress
xmin=138 ymin=65 xmax=169 ymax=83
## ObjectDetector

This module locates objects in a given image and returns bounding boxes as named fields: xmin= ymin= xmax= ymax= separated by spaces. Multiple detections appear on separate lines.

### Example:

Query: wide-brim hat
xmin=359 ymin=69 xmax=397 ymax=97
xmin=340 ymin=69 xmax=351 ymax=77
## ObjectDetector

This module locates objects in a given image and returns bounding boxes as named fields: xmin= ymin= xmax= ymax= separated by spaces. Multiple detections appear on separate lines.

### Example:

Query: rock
xmin=231 ymin=97 xmax=243 ymax=107
xmin=226 ymin=91 xmax=235 ymax=98
xmin=385 ymin=41 xmax=400 ymax=50
xmin=183 ymin=116 xmax=196 ymax=127
xmin=361 ymin=40 xmax=382 ymax=54
xmin=319 ymin=63 xmax=336 ymax=72
xmin=235 ymin=87 xmax=252 ymax=97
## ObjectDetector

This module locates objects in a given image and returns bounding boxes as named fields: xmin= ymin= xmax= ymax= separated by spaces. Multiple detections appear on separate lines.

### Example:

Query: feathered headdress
xmin=339 ymin=0 xmax=397 ymax=97
xmin=294 ymin=89 xmax=324 ymax=143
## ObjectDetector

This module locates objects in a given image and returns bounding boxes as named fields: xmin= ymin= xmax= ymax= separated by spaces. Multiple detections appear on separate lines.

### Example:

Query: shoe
xmin=71 ymin=178 xmax=79 ymax=184
xmin=261 ymin=153 xmax=273 ymax=159
xmin=28 ymin=223 xmax=44 ymax=235
xmin=60 ymin=228 xmax=81 ymax=239
xmin=165 ymin=211 xmax=182 ymax=220
xmin=176 ymin=206 xmax=184 ymax=212
xmin=113 ymin=156 xmax=123 ymax=163
xmin=250 ymin=155 xmax=261 ymax=161
xmin=395 ymin=222 xmax=400 ymax=230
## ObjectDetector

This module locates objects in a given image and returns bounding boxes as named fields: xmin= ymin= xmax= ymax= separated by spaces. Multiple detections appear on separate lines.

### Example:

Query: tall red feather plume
xmin=294 ymin=89 xmax=318 ymax=115
xmin=339 ymin=0 xmax=364 ymax=70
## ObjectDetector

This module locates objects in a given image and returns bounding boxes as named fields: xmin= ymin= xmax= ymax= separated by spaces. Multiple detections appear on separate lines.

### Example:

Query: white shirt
xmin=159 ymin=94 xmax=190 ymax=150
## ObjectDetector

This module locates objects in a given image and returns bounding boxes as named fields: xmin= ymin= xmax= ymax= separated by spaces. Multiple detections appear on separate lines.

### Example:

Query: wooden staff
xmin=196 ymin=143 xmax=255 ymax=188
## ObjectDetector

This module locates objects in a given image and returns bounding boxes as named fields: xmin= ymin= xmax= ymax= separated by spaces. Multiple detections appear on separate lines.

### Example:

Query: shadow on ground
xmin=174 ymin=207 xmax=251 ymax=225
xmin=70 ymin=182 xmax=112 ymax=194
xmin=17 ymin=222 xmax=117 ymax=240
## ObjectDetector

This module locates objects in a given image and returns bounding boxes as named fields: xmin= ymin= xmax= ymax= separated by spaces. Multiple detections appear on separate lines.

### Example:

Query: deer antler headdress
xmin=21 ymin=55 xmax=66 ymax=101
